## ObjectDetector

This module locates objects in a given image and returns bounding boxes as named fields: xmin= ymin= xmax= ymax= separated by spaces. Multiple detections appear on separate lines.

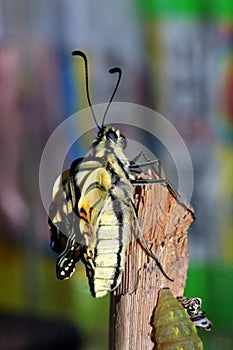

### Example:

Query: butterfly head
xmin=92 ymin=126 xmax=127 ymax=149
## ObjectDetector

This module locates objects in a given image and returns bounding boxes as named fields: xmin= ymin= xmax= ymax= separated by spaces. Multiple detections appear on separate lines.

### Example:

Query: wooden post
xmin=109 ymin=172 xmax=194 ymax=350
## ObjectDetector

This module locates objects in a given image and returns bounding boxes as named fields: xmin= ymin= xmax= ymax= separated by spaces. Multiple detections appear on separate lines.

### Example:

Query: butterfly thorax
xmin=90 ymin=126 xmax=133 ymax=182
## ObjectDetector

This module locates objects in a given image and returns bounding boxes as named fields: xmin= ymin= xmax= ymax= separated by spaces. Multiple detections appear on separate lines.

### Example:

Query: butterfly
xmin=49 ymin=50 xmax=173 ymax=297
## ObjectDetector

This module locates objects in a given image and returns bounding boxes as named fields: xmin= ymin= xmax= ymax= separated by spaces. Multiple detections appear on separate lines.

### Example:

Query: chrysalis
xmin=152 ymin=288 xmax=203 ymax=350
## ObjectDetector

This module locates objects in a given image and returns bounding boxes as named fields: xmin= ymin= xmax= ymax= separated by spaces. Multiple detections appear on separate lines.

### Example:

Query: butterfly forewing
xmin=49 ymin=163 xmax=85 ymax=280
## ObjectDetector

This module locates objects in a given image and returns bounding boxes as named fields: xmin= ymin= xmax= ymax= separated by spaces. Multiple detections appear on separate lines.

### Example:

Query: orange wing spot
xmin=79 ymin=211 xmax=87 ymax=220
xmin=79 ymin=202 xmax=91 ymax=220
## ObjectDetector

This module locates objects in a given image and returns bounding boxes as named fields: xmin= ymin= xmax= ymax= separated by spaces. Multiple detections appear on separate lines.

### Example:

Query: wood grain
xmin=109 ymin=171 xmax=194 ymax=350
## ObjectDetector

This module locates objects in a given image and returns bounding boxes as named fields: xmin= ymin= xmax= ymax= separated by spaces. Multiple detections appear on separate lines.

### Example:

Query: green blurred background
xmin=0 ymin=0 xmax=233 ymax=349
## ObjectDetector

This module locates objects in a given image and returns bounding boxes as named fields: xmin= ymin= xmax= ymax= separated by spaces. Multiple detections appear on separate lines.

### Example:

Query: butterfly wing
xmin=48 ymin=163 xmax=85 ymax=279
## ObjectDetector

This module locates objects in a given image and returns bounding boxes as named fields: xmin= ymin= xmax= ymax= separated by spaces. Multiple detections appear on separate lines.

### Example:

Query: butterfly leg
xmin=128 ymin=198 xmax=174 ymax=282
xmin=130 ymin=152 xmax=162 ymax=177
xmin=131 ymin=177 xmax=179 ymax=200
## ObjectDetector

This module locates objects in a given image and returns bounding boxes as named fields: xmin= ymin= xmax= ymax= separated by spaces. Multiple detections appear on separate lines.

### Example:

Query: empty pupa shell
xmin=152 ymin=288 xmax=203 ymax=350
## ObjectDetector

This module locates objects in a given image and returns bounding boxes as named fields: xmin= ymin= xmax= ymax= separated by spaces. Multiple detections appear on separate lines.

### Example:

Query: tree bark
xmin=109 ymin=171 xmax=194 ymax=350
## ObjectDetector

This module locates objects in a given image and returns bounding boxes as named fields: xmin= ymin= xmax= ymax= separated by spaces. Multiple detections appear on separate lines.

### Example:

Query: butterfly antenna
xmin=102 ymin=67 xmax=122 ymax=128
xmin=72 ymin=50 xmax=100 ymax=130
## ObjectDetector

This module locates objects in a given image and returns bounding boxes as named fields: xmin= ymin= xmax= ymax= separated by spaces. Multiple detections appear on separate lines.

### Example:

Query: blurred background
xmin=0 ymin=0 xmax=233 ymax=349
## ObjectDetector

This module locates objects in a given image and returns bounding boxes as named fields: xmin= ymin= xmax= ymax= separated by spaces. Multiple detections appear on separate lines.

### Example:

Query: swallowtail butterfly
xmin=48 ymin=50 xmax=174 ymax=297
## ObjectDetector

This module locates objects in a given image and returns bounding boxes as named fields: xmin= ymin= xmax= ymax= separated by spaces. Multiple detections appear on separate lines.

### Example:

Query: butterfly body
xmin=49 ymin=126 xmax=134 ymax=297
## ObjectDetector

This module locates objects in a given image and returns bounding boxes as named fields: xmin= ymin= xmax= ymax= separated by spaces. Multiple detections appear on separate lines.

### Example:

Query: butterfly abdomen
xmin=92 ymin=194 xmax=132 ymax=297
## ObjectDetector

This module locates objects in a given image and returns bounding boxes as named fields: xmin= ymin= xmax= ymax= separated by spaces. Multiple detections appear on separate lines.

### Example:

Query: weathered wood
xmin=109 ymin=172 xmax=194 ymax=350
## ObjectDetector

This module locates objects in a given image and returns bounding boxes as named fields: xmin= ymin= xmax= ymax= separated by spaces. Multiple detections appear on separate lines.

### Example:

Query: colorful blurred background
xmin=0 ymin=1 xmax=233 ymax=349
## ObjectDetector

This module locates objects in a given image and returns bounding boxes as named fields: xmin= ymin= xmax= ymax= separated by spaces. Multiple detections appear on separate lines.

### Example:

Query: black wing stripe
xmin=107 ymin=196 xmax=123 ymax=290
